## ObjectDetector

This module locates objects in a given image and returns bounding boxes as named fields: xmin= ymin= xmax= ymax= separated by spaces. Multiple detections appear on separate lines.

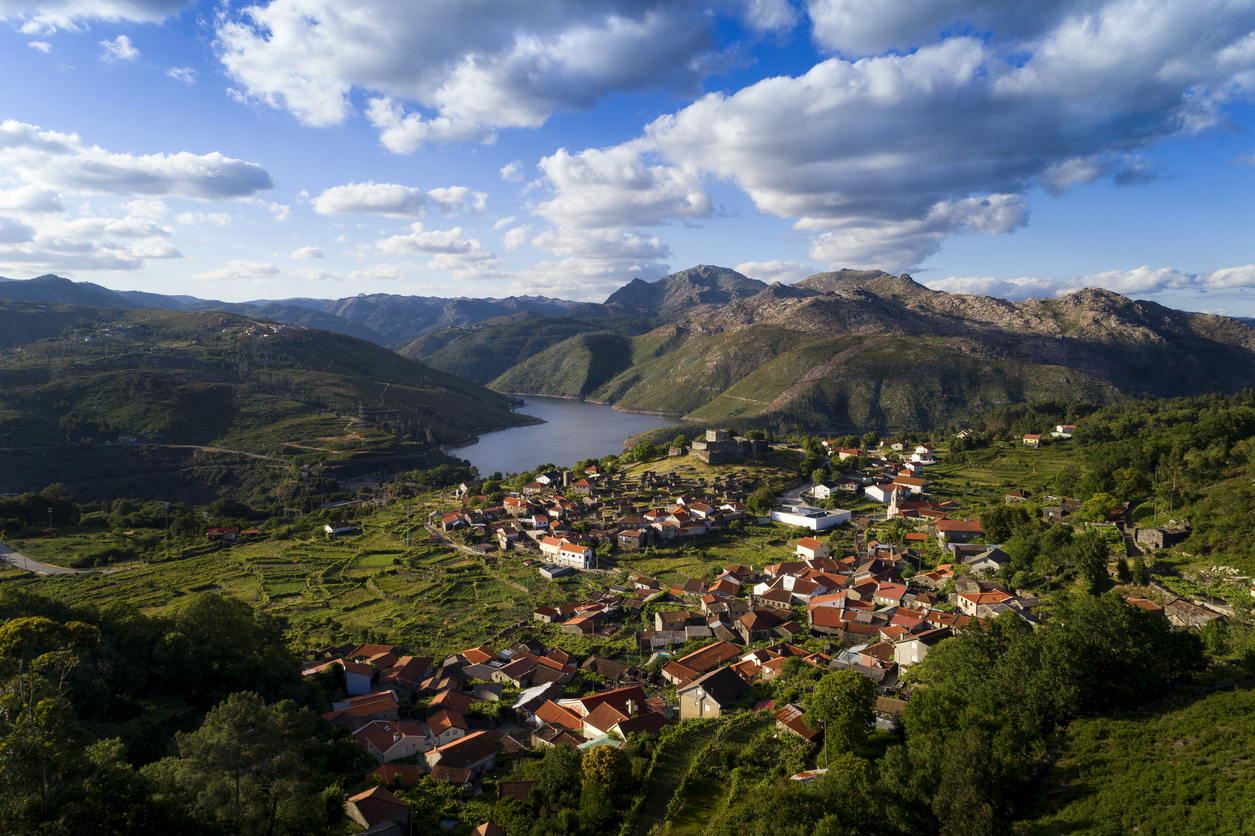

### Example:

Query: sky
xmin=1 ymin=1 xmax=1254 ymax=313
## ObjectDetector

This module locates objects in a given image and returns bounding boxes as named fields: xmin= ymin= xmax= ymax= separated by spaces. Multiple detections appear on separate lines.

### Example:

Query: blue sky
xmin=1 ymin=0 xmax=1254 ymax=314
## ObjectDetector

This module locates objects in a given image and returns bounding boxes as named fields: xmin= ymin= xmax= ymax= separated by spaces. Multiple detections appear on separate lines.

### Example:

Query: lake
xmin=454 ymin=395 xmax=684 ymax=476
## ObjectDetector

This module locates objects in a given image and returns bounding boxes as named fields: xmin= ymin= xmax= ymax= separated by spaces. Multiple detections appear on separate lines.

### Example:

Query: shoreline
xmin=494 ymin=391 xmax=685 ymax=419
xmin=442 ymin=413 xmax=547 ymax=451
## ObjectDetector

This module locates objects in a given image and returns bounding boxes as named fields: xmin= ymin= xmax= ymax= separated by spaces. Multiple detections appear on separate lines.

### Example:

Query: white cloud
xmin=734 ymin=259 xmax=817 ymax=284
xmin=738 ymin=0 xmax=799 ymax=32
xmin=124 ymin=198 xmax=166 ymax=219
xmin=492 ymin=216 xmax=515 ymax=230
xmin=500 ymin=160 xmax=524 ymax=182
xmin=1198 ymin=265 xmax=1255 ymax=290
xmin=530 ymin=227 xmax=670 ymax=261
xmin=0 ymin=217 xmax=36 ymax=245
xmin=374 ymin=222 xmax=496 ymax=264
xmin=502 ymin=225 xmax=531 ymax=252
xmin=290 ymin=246 xmax=324 ymax=258
xmin=803 ymin=0 xmax=1104 ymax=56
xmin=807 ymin=194 xmax=1029 ymax=271
xmin=509 ymin=256 xmax=671 ymax=301
xmin=166 ymin=66 xmax=196 ymax=83
xmin=299 ymin=262 xmax=408 ymax=282
xmin=312 ymin=182 xmax=428 ymax=217
xmin=364 ymin=97 xmax=495 ymax=154
xmin=27 ymin=40 xmax=50 ymax=52
xmin=175 ymin=211 xmax=232 ymax=226
xmin=266 ymin=202 xmax=290 ymax=221
xmin=0 ymin=185 xmax=63 ymax=213
xmin=566 ymin=0 xmax=1255 ymax=270
xmin=0 ymin=209 xmax=182 ymax=273
xmin=924 ymin=264 xmax=1255 ymax=300
xmin=214 ymin=0 xmax=723 ymax=148
xmin=312 ymin=181 xmax=484 ymax=218
xmin=100 ymin=35 xmax=139 ymax=62
xmin=533 ymin=143 xmax=711 ymax=230
xmin=1 ymin=0 xmax=189 ymax=33
xmin=426 ymin=186 xmax=487 ymax=216
xmin=191 ymin=259 xmax=280 ymax=281
xmin=0 ymin=120 xmax=274 ymax=200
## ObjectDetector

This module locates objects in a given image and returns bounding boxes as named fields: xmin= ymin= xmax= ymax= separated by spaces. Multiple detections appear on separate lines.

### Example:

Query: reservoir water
xmin=455 ymin=395 xmax=684 ymax=476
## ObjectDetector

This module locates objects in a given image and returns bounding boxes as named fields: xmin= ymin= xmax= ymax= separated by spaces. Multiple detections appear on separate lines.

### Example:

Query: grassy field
xmin=1019 ymin=685 xmax=1255 ymax=835
xmin=667 ymin=778 xmax=727 ymax=836
xmin=925 ymin=439 xmax=1078 ymax=505
xmin=2 ymin=476 xmax=843 ymax=662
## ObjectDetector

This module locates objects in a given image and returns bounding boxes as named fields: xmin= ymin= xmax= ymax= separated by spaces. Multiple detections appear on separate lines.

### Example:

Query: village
xmin=300 ymin=426 xmax=1232 ymax=835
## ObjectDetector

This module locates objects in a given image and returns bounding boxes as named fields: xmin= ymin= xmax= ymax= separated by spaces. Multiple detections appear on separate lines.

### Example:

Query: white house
xmin=771 ymin=507 xmax=851 ymax=530
xmin=554 ymin=542 xmax=593 ymax=570
xmin=354 ymin=720 xmax=429 ymax=763
xmin=795 ymin=537 xmax=831 ymax=560
xmin=811 ymin=481 xmax=840 ymax=500
xmin=864 ymin=484 xmax=903 ymax=504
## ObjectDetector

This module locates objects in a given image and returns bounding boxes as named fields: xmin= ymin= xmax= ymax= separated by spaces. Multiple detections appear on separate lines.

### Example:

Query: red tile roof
xmin=534 ymin=700 xmax=583 ymax=731
xmin=346 ymin=786 xmax=409 ymax=827
xmin=432 ymin=730 xmax=497 ymax=770
xmin=428 ymin=708 xmax=468 ymax=736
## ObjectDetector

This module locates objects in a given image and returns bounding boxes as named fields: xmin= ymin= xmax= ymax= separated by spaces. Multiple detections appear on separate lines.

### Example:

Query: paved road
xmin=0 ymin=542 xmax=126 ymax=575
xmin=780 ymin=481 xmax=823 ymax=512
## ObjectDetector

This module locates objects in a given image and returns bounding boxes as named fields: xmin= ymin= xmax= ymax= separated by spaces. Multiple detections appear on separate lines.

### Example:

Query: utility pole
xmin=405 ymin=504 xmax=412 ymax=547
xmin=47 ymin=507 xmax=53 ymax=534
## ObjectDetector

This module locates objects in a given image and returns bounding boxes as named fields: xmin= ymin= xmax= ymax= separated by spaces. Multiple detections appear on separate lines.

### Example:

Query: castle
xmin=688 ymin=429 xmax=769 ymax=464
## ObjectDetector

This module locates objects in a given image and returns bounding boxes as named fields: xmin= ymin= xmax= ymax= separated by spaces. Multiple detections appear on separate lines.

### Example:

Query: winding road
xmin=0 ymin=542 xmax=99 ymax=575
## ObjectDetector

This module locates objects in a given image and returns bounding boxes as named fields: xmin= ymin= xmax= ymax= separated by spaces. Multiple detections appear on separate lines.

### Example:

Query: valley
xmin=2 ymin=271 xmax=1255 ymax=836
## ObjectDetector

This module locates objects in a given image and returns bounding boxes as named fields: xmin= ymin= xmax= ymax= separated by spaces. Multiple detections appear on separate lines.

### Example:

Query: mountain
xmin=586 ymin=264 xmax=769 ymax=319
xmin=0 ymin=275 xmax=590 ymax=348
xmin=398 ymin=313 xmax=650 ymax=384
xmin=0 ymin=274 xmax=142 ymax=308
xmin=322 ymin=293 xmax=583 ymax=344
xmin=0 ymin=276 xmax=388 ymax=344
xmin=0 ymin=304 xmax=531 ymax=500
xmin=485 ymin=268 xmax=1255 ymax=432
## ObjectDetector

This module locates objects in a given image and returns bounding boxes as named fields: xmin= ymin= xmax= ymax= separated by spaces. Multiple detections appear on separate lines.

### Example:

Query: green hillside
xmin=1019 ymin=685 xmax=1255 ymax=835
xmin=479 ymin=271 xmax=1255 ymax=434
xmin=400 ymin=314 xmax=648 ymax=384
xmin=0 ymin=305 xmax=530 ymax=500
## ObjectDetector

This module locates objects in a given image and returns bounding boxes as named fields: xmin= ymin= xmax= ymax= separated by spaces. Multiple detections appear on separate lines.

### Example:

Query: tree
xmin=804 ymin=670 xmax=875 ymax=763
xmin=1113 ymin=467 xmax=1153 ymax=502
xmin=155 ymin=594 xmax=298 ymax=708
xmin=583 ymin=745 xmax=630 ymax=798
xmin=536 ymin=744 xmax=582 ymax=808
xmin=1071 ymin=531 xmax=1111 ymax=593
xmin=811 ymin=468 xmax=829 ymax=487
xmin=1132 ymin=555 xmax=1150 ymax=585
xmin=0 ymin=616 xmax=99 ymax=825
xmin=1115 ymin=557 xmax=1132 ymax=584
xmin=175 ymin=692 xmax=327 ymax=836
xmin=746 ymin=485 xmax=777 ymax=517
xmin=670 ymin=434 xmax=691 ymax=449
xmin=932 ymin=727 xmax=1003 ymax=836
xmin=631 ymin=442 xmax=660 ymax=462
xmin=978 ymin=504 xmax=1029 ymax=545
xmin=861 ymin=431 xmax=879 ymax=449
xmin=1077 ymin=492 xmax=1123 ymax=522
